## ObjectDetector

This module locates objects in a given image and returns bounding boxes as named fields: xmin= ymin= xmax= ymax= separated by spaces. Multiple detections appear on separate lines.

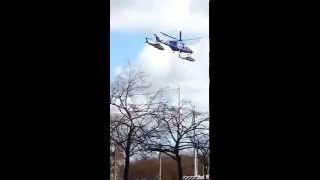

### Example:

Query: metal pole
xmin=159 ymin=152 xmax=162 ymax=180
xmin=178 ymin=87 xmax=180 ymax=114
xmin=158 ymin=87 xmax=180 ymax=180
xmin=193 ymin=105 xmax=198 ymax=176
xmin=195 ymin=149 xmax=198 ymax=176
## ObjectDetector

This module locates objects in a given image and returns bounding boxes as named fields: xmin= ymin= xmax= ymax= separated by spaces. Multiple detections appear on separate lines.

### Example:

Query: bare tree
xmin=140 ymin=101 xmax=209 ymax=180
xmin=110 ymin=63 xmax=163 ymax=180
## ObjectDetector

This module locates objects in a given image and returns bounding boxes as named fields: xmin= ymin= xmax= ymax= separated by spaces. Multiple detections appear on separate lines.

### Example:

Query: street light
xmin=158 ymin=86 xmax=180 ymax=180
xmin=192 ymin=105 xmax=198 ymax=177
xmin=158 ymin=87 xmax=199 ymax=177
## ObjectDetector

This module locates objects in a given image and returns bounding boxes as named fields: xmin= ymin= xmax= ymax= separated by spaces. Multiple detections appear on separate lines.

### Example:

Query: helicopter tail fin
xmin=154 ymin=34 xmax=161 ymax=42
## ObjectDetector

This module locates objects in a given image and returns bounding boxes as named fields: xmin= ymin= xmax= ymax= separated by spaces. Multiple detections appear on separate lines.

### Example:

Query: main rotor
xmin=159 ymin=31 xmax=203 ymax=42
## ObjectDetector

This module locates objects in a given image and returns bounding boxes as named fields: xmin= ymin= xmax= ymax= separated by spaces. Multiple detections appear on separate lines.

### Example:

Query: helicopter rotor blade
xmin=181 ymin=37 xmax=205 ymax=41
xmin=160 ymin=32 xmax=178 ymax=40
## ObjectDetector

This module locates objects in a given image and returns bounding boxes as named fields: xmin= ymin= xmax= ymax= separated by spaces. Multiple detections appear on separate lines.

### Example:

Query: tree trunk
xmin=176 ymin=155 xmax=183 ymax=180
xmin=123 ymin=150 xmax=130 ymax=180
xmin=123 ymin=134 xmax=132 ymax=180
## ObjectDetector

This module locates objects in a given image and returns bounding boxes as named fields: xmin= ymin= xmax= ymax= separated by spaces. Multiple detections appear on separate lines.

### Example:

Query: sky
xmin=110 ymin=0 xmax=209 ymax=112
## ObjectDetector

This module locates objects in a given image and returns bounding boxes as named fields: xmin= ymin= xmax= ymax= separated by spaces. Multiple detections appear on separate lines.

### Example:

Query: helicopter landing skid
xmin=179 ymin=53 xmax=195 ymax=62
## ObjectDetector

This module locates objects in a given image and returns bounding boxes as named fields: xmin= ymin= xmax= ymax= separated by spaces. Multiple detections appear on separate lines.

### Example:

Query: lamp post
xmin=159 ymin=152 xmax=162 ymax=180
xmin=158 ymin=86 xmax=181 ymax=180
xmin=193 ymin=105 xmax=198 ymax=177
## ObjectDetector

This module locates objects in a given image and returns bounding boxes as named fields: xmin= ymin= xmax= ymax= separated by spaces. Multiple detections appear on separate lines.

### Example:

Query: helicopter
xmin=145 ymin=31 xmax=203 ymax=62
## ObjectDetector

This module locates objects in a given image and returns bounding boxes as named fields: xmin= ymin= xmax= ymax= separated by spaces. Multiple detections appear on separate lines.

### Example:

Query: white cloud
xmin=111 ymin=0 xmax=209 ymax=34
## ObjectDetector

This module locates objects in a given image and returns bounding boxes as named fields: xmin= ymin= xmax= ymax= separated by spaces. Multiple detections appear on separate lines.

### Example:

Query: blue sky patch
xmin=110 ymin=32 xmax=149 ymax=78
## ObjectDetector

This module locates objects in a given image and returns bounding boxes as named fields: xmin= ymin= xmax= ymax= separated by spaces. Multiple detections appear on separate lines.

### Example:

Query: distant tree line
xmin=118 ymin=154 xmax=206 ymax=180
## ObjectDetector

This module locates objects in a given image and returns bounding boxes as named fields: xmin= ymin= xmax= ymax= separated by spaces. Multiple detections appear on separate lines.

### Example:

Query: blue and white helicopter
xmin=145 ymin=31 xmax=203 ymax=62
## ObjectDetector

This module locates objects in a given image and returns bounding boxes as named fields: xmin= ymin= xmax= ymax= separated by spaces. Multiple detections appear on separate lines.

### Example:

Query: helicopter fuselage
xmin=145 ymin=32 xmax=196 ymax=62
xmin=163 ymin=40 xmax=193 ymax=54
